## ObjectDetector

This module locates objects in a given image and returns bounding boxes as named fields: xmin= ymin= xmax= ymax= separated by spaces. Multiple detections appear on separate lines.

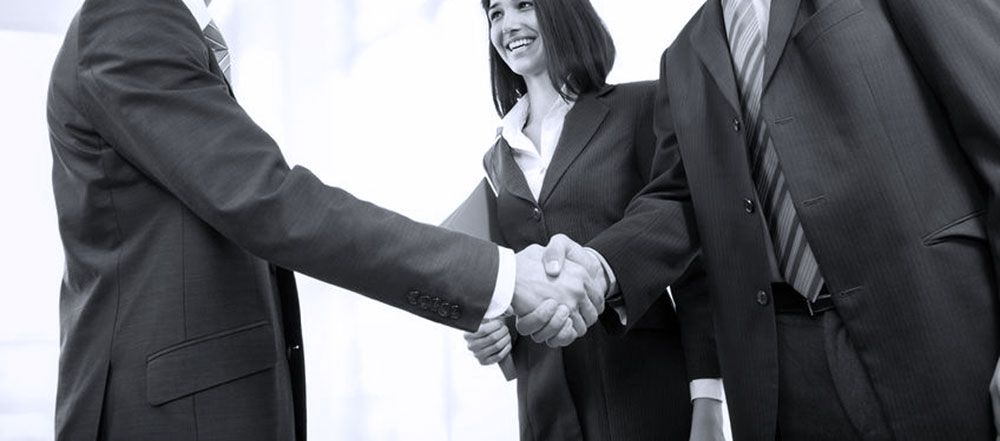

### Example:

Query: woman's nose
xmin=498 ymin=11 xmax=522 ymax=33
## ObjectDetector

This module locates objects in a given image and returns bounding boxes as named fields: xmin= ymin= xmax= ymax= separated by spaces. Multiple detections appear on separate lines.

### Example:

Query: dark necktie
xmin=722 ymin=0 xmax=825 ymax=301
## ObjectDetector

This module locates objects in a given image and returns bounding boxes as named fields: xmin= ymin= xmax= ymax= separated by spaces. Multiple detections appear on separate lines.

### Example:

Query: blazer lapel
xmin=536 ymin=88 xmax=611 ymax=205
xmin=486 ymin=137 xmax=537 ymax=205
xmin=762 ymin=0 xmax=801 ymax=92
xmin=690 ymin=0 xmax=741 ymax=114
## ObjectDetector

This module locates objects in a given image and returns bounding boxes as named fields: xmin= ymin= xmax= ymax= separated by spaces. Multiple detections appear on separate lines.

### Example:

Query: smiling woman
xmin=0 ymin=1 xmax=708 ymax=441
xmin=482 ymin=0 xmax=615 ymax=116
xmin=462 ymin=1 xmax=724 ymax=441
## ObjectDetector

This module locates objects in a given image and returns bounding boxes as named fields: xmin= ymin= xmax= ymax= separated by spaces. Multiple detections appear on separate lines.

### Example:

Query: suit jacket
xmin=588 ymin=1 xmax=1000 ymax=440
xmin=47 ymin=0 xmax=500 ymax=439
xmin=484 ymin=82 xmax=719 ymax=441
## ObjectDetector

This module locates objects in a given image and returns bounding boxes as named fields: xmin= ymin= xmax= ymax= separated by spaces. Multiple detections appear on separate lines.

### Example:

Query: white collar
xmin=499 ymin=93 xmax=574 ymax=154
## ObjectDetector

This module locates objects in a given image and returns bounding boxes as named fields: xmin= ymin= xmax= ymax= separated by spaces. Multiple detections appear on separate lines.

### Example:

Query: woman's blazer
xmin=483 ymin=81 xmax=719 ymax=441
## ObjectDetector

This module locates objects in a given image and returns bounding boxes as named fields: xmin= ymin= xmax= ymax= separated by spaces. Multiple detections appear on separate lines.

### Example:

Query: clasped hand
xmin=465 ymin=235 xmax=607 ymax=364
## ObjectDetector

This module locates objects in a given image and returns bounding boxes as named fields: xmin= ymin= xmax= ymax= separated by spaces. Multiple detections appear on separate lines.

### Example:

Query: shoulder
xmin=595 ymin=81 xmax=657 ymax=117
xmin=79 ymin=0 xmax=204 ymax=56
xmin=605 ymin=81 xmax=657 ymax=100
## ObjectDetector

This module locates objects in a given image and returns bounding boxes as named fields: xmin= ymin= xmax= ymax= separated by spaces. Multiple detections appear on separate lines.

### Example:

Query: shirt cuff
xmin=584 ymin=247 xmax=626 ymax=325
xmin=689 ymin=378 xmax=724 ymax=402
xmin=484 ymin=246 xmax=516 ymax=319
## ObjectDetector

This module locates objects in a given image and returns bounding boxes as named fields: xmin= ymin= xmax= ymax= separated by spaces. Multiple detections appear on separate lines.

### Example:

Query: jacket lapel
xmin=486 ymin=137 xmax=537 ymax=205
xmin=762 ymin=0 xmax=801 ymax=92
xmin=536 ymin=87 xmax=611 ymax=205
xmin=690 ymin=0 xmax=741 ymax=114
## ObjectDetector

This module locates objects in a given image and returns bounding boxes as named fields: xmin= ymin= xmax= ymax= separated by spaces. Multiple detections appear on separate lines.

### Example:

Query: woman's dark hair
xmin=481 ymin=0 xmax=616 ymax=117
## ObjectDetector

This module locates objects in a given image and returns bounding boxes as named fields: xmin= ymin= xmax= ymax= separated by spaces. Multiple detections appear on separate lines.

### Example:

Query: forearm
xmin=76 ymin=0 xmax=499 ymax=330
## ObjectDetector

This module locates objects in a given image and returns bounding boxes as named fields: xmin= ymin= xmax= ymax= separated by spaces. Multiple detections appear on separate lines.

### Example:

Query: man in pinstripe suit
xmin=547 ymin=0 xmax=1000 ymax=440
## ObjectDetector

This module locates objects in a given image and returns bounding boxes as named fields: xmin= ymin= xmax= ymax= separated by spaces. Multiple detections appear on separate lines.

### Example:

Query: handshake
xmin=465 ymin=234 xmax=610 ymax=365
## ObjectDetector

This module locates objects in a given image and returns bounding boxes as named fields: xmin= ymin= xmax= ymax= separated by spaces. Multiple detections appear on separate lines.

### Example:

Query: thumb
xmin=542 ymin=234 xmax=575 ymax=277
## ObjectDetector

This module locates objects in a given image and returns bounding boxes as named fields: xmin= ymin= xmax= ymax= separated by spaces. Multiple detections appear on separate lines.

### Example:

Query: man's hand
xmin=690 ymin=398 xmax=726 ymax=441
xmin=464 ymin=317 xmax=512 ymax=365
xmin=512 ymin=242 xmax=602 ymax=347
xmin=991 ymin=357 xmax=1000 ymax=441
xmin=541 ymin=234 xmax=608 ymax=316
xmin=534 ymin=233 xmax=609 ymax=344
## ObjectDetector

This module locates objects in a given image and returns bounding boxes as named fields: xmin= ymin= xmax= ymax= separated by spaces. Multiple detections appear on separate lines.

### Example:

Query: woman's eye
xmin=518 ymin=1 xmax=534 ymax=10
xmin=489 ymin=10 xmax=502 ymax=21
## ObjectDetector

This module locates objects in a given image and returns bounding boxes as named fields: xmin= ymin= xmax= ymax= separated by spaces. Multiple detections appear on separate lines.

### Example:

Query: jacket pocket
xmin=793 ymin=0 xmax=865 ymax=48
xmin=146 ymin=321 xmax=276 ymax=406
xmin=922 ymin=210 xmax=987 ymax=246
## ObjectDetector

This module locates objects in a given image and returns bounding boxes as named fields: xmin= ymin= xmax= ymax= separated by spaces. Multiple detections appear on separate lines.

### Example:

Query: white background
xmin=0 ymin=0 xmax=712 ymax=439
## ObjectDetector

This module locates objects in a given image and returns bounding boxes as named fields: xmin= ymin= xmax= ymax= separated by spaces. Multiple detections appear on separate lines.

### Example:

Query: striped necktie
xmin=722 ymin=0 xmax=825 ymax=301
xmin=202 ymin=19 xmax=231 ymax=81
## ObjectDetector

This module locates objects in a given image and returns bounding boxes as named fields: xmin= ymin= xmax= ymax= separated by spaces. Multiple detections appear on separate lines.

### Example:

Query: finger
xmin=476 ymin=333 xmax=512 ymax=364
xmin=482 ymin=339 xmax=514 ymax=365
xmin=569 ymin=311 xmax=586 ymax=336
xmin=530 ymin=304 xmax=571 ymax=343
xmin=468 ymin=323 xmax=510 ymax=352
xmin=515 ymin=299 xmax=558 ymax=335
xmin=542 ymin=234 xmax=579 ymax=277
xmin=546 ymin=317 xmax=578 ymax=348
xmin=486 ymin=345 xmax=514 ymax=365
xmin=577 ymin=291 xmax=600 ymax=327
xmin=464 ymin=318 xmax=505 ymax=340
xmin=584 ymin=275 xmax=606 ymax=316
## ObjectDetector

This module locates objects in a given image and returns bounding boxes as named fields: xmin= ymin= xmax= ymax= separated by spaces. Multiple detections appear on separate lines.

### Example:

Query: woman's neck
xmin=520 ymin=72 xmax=560 ymax=154
xmin=523 ymin=72 xmax=560 ymax=123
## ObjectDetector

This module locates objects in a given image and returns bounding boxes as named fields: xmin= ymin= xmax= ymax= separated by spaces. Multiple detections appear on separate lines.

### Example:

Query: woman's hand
xmin=464 ymin=317 xmax=513 ymax=365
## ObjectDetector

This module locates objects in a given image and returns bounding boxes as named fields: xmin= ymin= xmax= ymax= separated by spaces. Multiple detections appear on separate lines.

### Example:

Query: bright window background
xmin=0 ymin=1 xmax=722 ymax=440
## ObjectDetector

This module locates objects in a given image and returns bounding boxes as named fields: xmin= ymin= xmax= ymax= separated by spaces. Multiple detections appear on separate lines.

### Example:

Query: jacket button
xmin=531 ymin=207 xmax=542 ymax=221
xmin=744 ymin=198 xmax=755 ymax=214
xmin=437 ymin=302 xmax=451 ymax=318
xmin=733 ymin=118 xmax=742 ymax=132
xmin=449 ymin=304 xmax=462 ymax=320
xmin=286 ymin=344 xmax=301 ymax=359
xmin=406 ymin=290 xmax=421 ymax=305
xmin=419 ymin=295 xmax=432 ymax=310
xmin=756 ymin=290 xmax=769 ymax=306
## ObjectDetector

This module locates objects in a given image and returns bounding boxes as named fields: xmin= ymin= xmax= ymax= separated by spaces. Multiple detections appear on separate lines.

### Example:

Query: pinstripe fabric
xmin=203 ymin=20 xmax=231 ymax=81
xmin=722 ymin=0 xmax=824 ymax=301
xmin=485 ymin=82 xmax=715 ymax=441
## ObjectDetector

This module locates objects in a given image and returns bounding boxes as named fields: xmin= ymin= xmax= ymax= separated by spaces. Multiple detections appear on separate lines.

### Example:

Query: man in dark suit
xmin=548 ymin=0 xmax=1000 ymax=440
xmin=45 ymin=0 xmax=605 ymax=439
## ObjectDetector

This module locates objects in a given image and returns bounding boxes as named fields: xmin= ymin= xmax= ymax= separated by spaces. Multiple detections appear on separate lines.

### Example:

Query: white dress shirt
xmin=177 ymin=0 xmax=514 ymax=319
xmin=501 ymin=92 xmax=575 ymax=200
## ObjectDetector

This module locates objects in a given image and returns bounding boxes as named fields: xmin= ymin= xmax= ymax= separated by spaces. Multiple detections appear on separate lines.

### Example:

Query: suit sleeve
xmin=669 ymin=257 xmax=721 ymax=380
xmin=74 ymin=0 xmax=497 ymax=331
xmin=883 ymin=1 xmax=1000 ymax=286
xmin=587 ymin=60 xmax=703 ymax=331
